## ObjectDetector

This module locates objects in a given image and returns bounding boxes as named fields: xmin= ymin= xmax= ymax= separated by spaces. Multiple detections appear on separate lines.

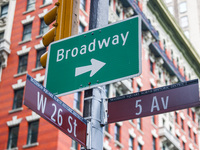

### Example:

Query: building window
xmin=192 ymin=111 xmax=195 ymax=122
xmin=13 ymin=88 xmax=24 ymax=109
xmin=74 ymin=92 xmax=81 ymax=110
xmin=0 ymin=31 xmax=4 ymax=40
xmin=80 ymin=0 xmax=86 ymax=10
xmin=137 ymin=118 xmax=141 ymax=130
xmin=165 ymin=0 xmax=172 ymax=3
xmin=163 ymin=39 xmax=166 ymax=52
xmin=153 ymin=137 xmax=156 ymax=150
xmin=179 ymin=2 xmax=187 ymax=13
xmin=177 ymin=58 xmax=179 ymax=69
xmin=183 ymin=67 xmax=186 ymax=77
xmin=22 ymin=23 xmax=32 ymax=41
xmin=137 ymin=143 xmax=142 ymax=150
xmin=152 ymin=116 xmax=155 ymax=124
xmin=36 ymin=48 xmax=46 ymax=68
xmin=129 ymin=136 xmax=134 ymax=150
xmin=181 ymin=118 xmax=184 ymax=130
xmin=106 ymin=85 xmax=110 ymax=98
xmin=180 ymin=16 xmax=189 ymax=28
xmin=194 ymin=133 xmax=197 ymax=144
xmin=18 ymin=54 xmax=28 ymax=73
xmin=114 ymin=124 xmax=120 ymax=142
xmin=26 ymin=0 xmax=35 ymax=11
xmin=7 ymin=125 xmax=19 ymax=149
xmin=167 ymin=6 xmax=174 ymax=16
xmin=27 ymin=120 xmax=39 ymax=144
xmin=162 ymin=145 xmax=166 ymax=150
xmin=150 ymin=61 xmax=154 ymax=73
xmin=175 ymin=112 xmax=178 ymax=123
xmin=116 ymin=9 xmax=120 ymax=17
xmin=105 ymin=124 xmax=109 ymax=133
xmin=1 ymin=3 xmax=8 ymax=17
xmin=184 ymin=30 xmax=190 ymax=38
xmin=39 ymin=18 xmax=48 ymax=35
xmin=72 ymin=140 xmax=78 ymax=149
xmin=182 ymin=141 xmax=186 ymax=150
xmin=171 ymin=50 xmax=173 ymax=62
xmin=188 ymin=126 xmax=191 ymax=138
xmin=187 ymin=108 xmax=190 ymax=116
xmin=43 ymin=0 xmax=52 ymax=5
xmin=136 ymin=84 xmax=141 ymax=92
xmin=79 ymin=23 xmax=85 ymax=34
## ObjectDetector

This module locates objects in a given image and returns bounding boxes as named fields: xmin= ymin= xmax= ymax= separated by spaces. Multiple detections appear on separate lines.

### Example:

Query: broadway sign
xmin=108 ymin=79 xmax=200 ymax=123
xmin=45 ymin=16 xmax=141 ymax=96
xmin=24 ymin=74 xmax=87 ymax=147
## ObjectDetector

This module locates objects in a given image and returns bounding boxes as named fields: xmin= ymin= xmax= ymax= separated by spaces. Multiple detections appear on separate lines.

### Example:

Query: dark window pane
xmin=27 ymin=120 xmax=39 ymax=144
xmin=72 ymin=140 xmax=78 ymax=149
xmin=13 ymin=88 xmax=24 ymax=109
xmin=1 ymin=4 xmax=8 ymax=17
xmin=22 ymin=23 xmax=32 ymax=41
xmin=43 ymin=0 xmax=51 ymax=4
xmin=7 ymin=126 xmax=19 ymax=149
xmin=27 ymin=0 xmax=35 ymax=11
xmin=36 ymin=48 xmax=46 ymax=68
xmin=39 ymin=18 xmax=48 ymax=35
xmin=80 ymin=0 xmax=86 ymax=10
xmin=114 ymin=124 xmax=120 ymax=141
xmin=18 ymin=54 xmax=28 ymax=73
xmin=74 ymin=92 xmax=81 ymax=110
xmin=0 ymin=32 xmax=4 ymax=40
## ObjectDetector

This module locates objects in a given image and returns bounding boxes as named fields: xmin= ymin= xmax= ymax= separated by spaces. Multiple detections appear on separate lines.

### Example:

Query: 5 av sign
xmin=24 ymin=75 xmax=88 ymax=147
xmin=45 ymin=16 xmax=141 ymax=96
xmin=108 ymin=79 xmax=200 ymax=123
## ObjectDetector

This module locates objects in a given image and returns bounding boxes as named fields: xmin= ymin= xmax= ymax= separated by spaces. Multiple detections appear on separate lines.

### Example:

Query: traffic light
xmin=40 ymin=0 xmax=74 ymax=68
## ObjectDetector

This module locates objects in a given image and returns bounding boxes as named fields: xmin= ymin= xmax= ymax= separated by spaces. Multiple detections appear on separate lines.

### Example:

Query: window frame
xmin=80 ymin=0 xmax=86 ymax=10
xmin=129 ymin=136 xmax=134 ymax=150
xmin=22 ymin=23 xmax=32 ymax=41
xmin=26 ymin=0 xmax=35 ymax=11
xmin=36 ymin=48 xmax=46 ymax=68
xmin=1 ymin=3 xmax=9 ymax=17
xmin=7 ymin=125 xmax=19 ymax=149
xmin=27 ymin=120 xmax=39 ymax=145
xmin=18 ymin=54 xmax=28 ymax=74
xmin=74 ymin=92 xmax=81 ymax=110
xmin=13 ymin=88 xmax=24 ymax=110
xmin=114 ymin=124 xmax=120 ymax=142
xmin=179 ymin=2 xmax=187 ymax=13
xmin=39 ymin=18 xmax=49 ymax=36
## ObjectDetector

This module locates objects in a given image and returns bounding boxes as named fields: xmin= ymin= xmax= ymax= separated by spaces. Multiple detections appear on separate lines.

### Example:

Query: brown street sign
xmin=108 ymin=79 xmax=200 ymax=123
xmin=24 ymin=74 xmax=87 ymax=147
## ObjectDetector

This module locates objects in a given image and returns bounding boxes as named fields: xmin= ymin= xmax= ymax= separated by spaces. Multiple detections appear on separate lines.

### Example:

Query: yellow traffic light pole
xmin=40 ymin=0 xmax=79 ymax=68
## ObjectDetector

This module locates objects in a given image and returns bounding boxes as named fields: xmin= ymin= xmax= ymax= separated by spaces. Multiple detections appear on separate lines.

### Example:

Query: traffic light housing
xmin=40 ymin=0 xmax=74 ymax=68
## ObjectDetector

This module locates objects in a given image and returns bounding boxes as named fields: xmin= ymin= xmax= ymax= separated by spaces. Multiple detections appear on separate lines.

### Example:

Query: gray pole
xmin=82 ymin=0 xmax=109 ymax=150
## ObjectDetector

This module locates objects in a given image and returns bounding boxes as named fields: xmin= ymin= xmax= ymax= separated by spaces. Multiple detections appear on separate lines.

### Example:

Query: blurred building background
xmin=164 ymin=0 xmax=200 ymax=56
xmin=0 ymin=0 xmax=200 ymax=150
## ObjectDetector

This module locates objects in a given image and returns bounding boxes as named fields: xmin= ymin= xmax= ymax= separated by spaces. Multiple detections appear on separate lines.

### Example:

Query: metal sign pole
xmin=82 ymin=0 xmax=109 ymax=149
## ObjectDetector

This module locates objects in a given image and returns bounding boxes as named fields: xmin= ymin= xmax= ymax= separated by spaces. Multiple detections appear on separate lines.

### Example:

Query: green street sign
xmin=45 ymin=16 xmax=141 ymax=96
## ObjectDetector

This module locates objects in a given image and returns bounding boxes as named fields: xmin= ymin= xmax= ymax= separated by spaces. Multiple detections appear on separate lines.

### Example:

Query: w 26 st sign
xmin=24 ymin=75 xmax=87 ymax=147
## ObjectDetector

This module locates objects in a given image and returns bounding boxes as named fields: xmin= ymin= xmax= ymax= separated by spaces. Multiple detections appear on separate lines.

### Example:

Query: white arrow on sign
xmin=75 ymin=59 xmax=106 ymax=77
